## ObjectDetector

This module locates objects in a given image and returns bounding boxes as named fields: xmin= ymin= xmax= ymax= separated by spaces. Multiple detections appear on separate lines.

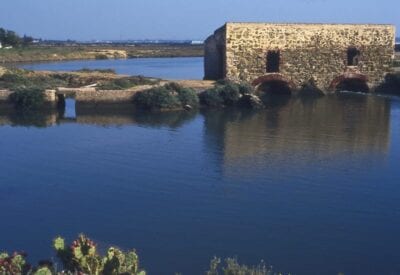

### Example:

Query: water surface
xmin=1 ymin=94 xmax=400 ymax=275
xmin=20 ymin=57 xmax=204 ymax=80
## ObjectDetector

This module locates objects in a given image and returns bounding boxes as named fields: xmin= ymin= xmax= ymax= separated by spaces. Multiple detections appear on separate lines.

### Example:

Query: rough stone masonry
xmin=204 ymin=23 xmax=396 ymax=92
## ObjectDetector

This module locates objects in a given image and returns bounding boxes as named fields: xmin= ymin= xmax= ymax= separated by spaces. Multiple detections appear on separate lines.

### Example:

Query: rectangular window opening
xmin=267 ymin=50 xmax=280 ymax=73
xmin=347 ymin=47 xmax=361 ymax=66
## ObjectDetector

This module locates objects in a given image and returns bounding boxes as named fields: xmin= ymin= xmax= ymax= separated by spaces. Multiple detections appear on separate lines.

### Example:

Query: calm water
xmin=1 ymin=93 xmax=400 ymax=275
xmin=3 ymin=58 xmax=400 ymax=274
xmin=20 ymin=57 xmax=204 ymax=80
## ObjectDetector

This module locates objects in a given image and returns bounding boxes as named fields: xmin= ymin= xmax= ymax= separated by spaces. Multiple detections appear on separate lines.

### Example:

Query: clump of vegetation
xmin=9 ymin=87 xmax=46 ymax=110
xmin=375 ymin=72 xmax=400 ymax=95
xmin=75 ymin=68 xmax=116 ymax=74
xmin=97 ymin=76 xmax=159 ymax=90
xmin=134 ymin=82 xmax=198 ymax=110
xmin=54 ymin=235 xmax=145 ymax=275
xmin=95 ymin=54 xmax=109 ymax=60
xmin=207 ymin=257 xmax=277 ymax=275
xmin=0 ymin=69 xmax=68 ymax=91
xmin=1 ymin=234 xmax=146 ymax=275
xmin=0 ymin=252 xmax=31 ymax=274
xmin=199 ymin=80 xmax=256 ymax=107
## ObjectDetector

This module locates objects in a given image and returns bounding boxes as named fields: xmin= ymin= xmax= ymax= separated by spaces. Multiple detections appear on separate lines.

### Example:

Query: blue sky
xmin=0 ymin=0 xmax=398 ymax=40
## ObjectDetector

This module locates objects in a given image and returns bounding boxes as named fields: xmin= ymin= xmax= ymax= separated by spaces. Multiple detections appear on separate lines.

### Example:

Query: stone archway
xmin=329 ymin=73 xmax=369 ymax=93
xmin=252 ymin=73 xmax=297 ymax=94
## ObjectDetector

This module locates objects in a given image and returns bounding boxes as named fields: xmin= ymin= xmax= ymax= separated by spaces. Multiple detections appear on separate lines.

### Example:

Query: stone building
xmin=204 ymin=23 xmax=396 ymax=92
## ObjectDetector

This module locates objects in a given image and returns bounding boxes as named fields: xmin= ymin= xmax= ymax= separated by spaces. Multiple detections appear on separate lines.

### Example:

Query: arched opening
xmin=330 ymin=73 xmax=369 ymax=93
xmin=257 ymin=80 xmax=292 ymax=95
xmin=336 ymin=78 xmax=369 ymax=93
xmin=257 ymin=80 xmax=292 ymax=107
xmin=252 ymin=74 xmax=296 ymax=94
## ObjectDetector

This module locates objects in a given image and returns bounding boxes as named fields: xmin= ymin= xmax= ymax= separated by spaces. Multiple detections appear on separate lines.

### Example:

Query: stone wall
xmin=205 ymin=23 xmax=396 ymax=91
xmin=56 ymin=85 xmax=154 ymax=104
xmin=204 ymin=25 xmax=226 ymax=80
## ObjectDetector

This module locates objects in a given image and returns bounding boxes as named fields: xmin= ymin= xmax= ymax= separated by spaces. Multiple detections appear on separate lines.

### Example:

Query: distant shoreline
xmin=0 ymin=44 xmax=204 ymax=64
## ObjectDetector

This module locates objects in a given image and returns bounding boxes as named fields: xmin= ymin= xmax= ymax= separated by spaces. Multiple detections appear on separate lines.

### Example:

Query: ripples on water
xmin=1 ymin=94 xmax=400 ymax=275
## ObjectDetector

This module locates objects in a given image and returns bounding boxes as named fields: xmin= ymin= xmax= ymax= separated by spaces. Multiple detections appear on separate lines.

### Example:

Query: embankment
xmin=0 ymin=44 xmax=204 ymax=63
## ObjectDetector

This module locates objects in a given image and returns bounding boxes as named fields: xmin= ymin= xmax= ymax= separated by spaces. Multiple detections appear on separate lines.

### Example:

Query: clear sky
xmin=0 ymin=0 xmax=398 ymax=41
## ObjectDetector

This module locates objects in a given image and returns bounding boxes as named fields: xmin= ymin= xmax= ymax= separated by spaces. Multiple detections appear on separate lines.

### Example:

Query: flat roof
xmin=226 ymin=22 xmax=395 ymax=27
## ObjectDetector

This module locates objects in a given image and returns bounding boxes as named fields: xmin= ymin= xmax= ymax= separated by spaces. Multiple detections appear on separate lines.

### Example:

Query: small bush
xmin=134 ymin=82 xmax=198 ymax=110
xmin=207 ymin=257 xmax=277 ymax=275
xmin=9 ymin=88 xmax=45 ymax=110
xmin=134 ymin=86 xmax=181 ymax=110
xmin=95 ymin=54 xmax=108 ymax=60
xmin=199 ymin=80 xmax=255 ymax=107
xmin=75 ymin=68 xmax=116 ymax=74
xmin=199 ymin=87 xmax=225 ymax=107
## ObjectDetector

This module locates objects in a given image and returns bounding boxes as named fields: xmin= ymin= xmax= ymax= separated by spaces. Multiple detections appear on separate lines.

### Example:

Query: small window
xmin=267 ymin=50 xmax=280 ymax=73
xmin=347 ymin=47 xmax=360 ymax=66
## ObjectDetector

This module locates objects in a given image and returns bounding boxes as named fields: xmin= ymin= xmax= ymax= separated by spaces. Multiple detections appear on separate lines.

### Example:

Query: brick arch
xmin=329 ymin=72 xmax=369 ymax=92
xmin=252 ymin=73 xmax=297 ymax=91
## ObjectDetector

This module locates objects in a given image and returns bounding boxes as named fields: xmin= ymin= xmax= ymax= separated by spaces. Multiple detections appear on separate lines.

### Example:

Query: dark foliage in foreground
xmin=0 ymin=234 xmax=145 ymax=275
xmin=134 ymin=82 xmax=199 ymax=110
xmin=1 ymin=235 xmax=280 ymax=275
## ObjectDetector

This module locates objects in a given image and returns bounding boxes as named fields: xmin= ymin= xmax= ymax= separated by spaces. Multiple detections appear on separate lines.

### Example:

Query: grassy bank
xmin=0 ymin=44 xmax=204 ymax=63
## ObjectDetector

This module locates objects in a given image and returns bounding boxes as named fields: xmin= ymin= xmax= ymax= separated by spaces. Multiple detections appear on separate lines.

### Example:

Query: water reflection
xmin=203 ymin=94 xmax=391 ymax=176
xmin=0 ymin=103 xmax=198 ymax=129
xmin=0 ymin=93 xmax=398 ymax=275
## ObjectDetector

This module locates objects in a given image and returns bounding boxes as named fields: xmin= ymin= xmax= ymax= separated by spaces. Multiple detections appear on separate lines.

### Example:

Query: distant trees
xmin=0 ymin=27 xmax=34 ymax=47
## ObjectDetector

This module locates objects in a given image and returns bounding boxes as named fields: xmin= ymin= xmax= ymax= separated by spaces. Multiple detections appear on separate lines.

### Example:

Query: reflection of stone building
xmin=205 ymin=23 xmax=395 ymax=91
xmin=203 ymin=96 xmax=391 ymax=175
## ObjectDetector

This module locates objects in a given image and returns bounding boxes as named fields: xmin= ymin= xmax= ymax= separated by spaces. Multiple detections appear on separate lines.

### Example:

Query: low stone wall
xmin=56 ymin=85 xmax=155 ymax=104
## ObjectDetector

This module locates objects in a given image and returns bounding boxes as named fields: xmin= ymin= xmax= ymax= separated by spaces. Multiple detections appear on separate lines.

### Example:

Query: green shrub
xmin=199 ymin=87 xmax=225 ymax=107
xmin=134 ymin=86 xmax=181 ymax=110
xmin=0 ymin=70 xmax=68 ymax=90
xmin=199 ymin=81 xmax=255 ymax=107
xmin=75 ymin=68 xmax=116 ymax=74
xmin=54 ymin=235 xmax=145 ymax=275
xmin=207 ymin=257 xmax=276 ymax=275
xmin=95 ymin=54 xmax=109 ymax=60
xmin=1 ymin=234 xmax=146 ymax=275
xmin=134 ymin=82 xmax=198 ymax=110
xmin=9 ymin=88 xmax=46 ymax=110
